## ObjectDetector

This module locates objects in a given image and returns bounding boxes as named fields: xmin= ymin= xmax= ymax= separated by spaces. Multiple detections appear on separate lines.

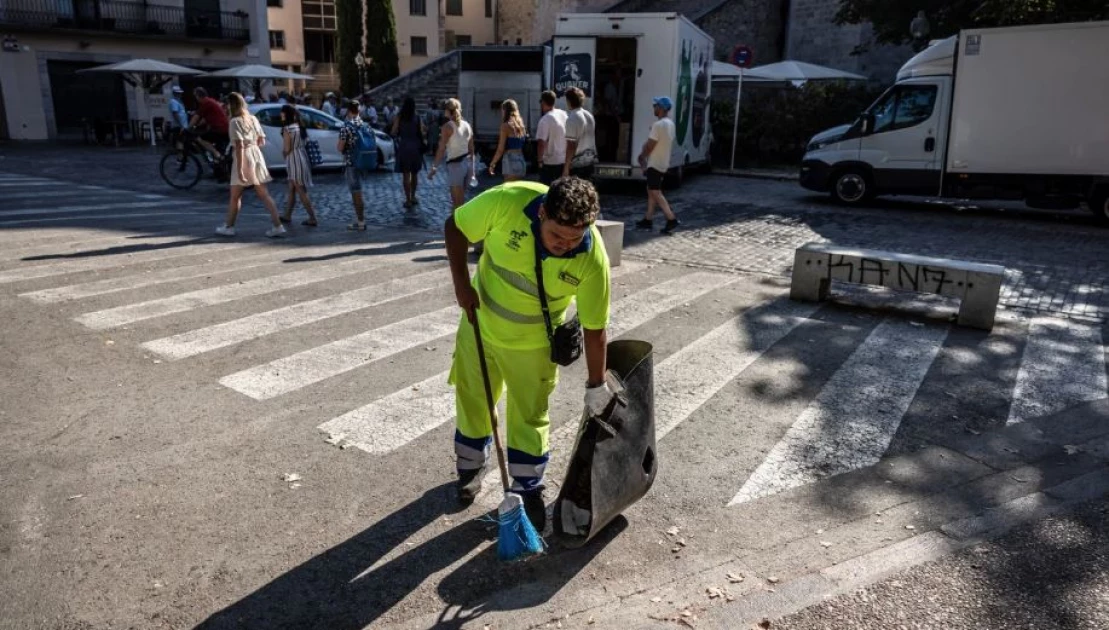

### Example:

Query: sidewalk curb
xmin=715 ymin=169 xmax=800 ymax=182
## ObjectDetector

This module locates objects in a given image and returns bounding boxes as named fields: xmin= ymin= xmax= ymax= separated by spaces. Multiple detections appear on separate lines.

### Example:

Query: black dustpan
xmin=554 ymin=340 xmax=657 ymax=547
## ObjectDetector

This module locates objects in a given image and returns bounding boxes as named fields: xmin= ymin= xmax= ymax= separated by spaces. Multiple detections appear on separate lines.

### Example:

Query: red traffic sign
xmin=731 ymin=45 xmax=753 ymax=68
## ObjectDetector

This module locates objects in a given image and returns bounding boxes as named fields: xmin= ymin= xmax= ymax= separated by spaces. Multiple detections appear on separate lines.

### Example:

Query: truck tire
xmin=830 ymin=168 xmax=874 ymax=206
xmin=1090 ymin=188 xmax=1109 ymax=226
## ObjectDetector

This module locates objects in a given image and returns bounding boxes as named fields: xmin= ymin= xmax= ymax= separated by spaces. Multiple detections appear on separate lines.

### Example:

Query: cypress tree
xmin=364 ymin=0 xmax=400 ymax=88
xmin=335 ymin=0 xmax=361 ymax=96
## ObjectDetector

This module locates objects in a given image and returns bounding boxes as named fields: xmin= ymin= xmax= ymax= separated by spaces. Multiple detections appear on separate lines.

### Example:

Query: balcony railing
xmin=0 ymin=0 xmax=251 ymax=41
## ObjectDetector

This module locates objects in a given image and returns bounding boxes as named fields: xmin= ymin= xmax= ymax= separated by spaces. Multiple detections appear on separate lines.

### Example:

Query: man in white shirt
xmin=562 ymin=87 xmax=597 ymax=182
xmin=636 ymin=96 xmax=680 ymax=234
xmin=535 ymin=90 xmax=568 ymax=185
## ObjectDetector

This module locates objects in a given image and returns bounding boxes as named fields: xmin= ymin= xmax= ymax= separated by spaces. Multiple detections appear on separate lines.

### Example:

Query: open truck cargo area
xmin=800 ymin=20 xmax=1109 ymax=224
xmin=457 ymin=46 xmax=550 ymax=167
xmin=553 ymin=13 xmax=713 ymax=181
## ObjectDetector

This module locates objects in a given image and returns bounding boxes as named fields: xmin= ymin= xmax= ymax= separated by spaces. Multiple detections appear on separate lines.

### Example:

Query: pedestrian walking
xmin=167 ymin=86 xmax=188 ymax=136
xmin=488 ymin=99 xmax=528 ymax=183
xmin=337 ymin=100 xmax=370 ymax=231
xmin=635 ymin=96 xmax=680 ymax=235
xmin=391 ymin=96 xmax=426 ymax=210
xmin=428 ymin=98 xmax=475 ymax=213
xmin=277 ymin=104 xmax=319 ymax=227
xmin=424 ymin=98 xmax=442 ymax=155
xmin=215 ymin=92 xmax=286 ymax=238
xmin=562 ymin=87 xmax=597 ymax=181
xmin=444 ymin=176 xmax=614 ymax=533
xmin=535 ymin=90 xmax=567 ymax=185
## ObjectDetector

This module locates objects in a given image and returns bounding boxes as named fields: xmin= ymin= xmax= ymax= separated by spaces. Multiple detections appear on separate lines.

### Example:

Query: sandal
xmin=301 ymin=219 xmax=318 ymax=227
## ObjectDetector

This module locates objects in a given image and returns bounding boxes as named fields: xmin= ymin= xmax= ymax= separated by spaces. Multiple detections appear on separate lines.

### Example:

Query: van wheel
xmin=830 ymin=168 xmax=873 ymax=206
xmin=1090 ymin=188 xmax=1109 ymax=226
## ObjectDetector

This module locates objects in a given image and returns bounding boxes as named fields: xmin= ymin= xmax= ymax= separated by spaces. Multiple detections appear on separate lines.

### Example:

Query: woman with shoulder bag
xmin=278 ymin=105 xmax=319 ymax=227
xmin=392 ymin=97 xmax=426 ymax=210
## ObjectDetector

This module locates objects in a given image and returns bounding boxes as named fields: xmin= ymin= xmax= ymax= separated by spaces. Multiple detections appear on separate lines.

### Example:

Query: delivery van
xmin=800 ymin=20 xmax=1109 ymax=224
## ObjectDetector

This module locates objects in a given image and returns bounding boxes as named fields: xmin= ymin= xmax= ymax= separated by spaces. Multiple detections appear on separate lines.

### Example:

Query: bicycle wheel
xmin=160 ymin=151 xmax=203 ymax=190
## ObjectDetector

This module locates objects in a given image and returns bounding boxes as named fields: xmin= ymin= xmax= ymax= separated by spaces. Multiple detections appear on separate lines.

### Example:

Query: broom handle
xmin=471 ymin=313 xmax=512 ymax=493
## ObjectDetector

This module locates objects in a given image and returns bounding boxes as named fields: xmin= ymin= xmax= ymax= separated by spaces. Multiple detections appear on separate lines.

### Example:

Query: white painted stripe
xmin=1007 ymin=317 xmax=1108 ymax=426
xmin=0 ymin=241 xmax=250 ymax=285
xmin=729 ymin=319 xmax=949 ymax=506
xmin=0 ymin=211 xmax=222 ymax=227
xmin=319 ymin=270 xmax=736 ymax=456
xmin=74 ymin=254 xmax=397 ymax=331
xmin=1 ymin=191 xmax=112 ymax=201
xmin=0 ymin=182 xmax=53 ymax=187
xmin=18 ymin=240 xmax=377 ymax=303
xmin=0 ymin=201 xmax=194 ymax=220
xmin=143 ymin=269 xmax=447 ymax=360
xmin=220 ymin=306 xmax=460 ymax=400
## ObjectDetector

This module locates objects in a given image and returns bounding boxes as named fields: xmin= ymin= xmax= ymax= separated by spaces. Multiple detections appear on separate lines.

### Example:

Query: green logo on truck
xmin=675 ymin=40 xmax=692 ymax=145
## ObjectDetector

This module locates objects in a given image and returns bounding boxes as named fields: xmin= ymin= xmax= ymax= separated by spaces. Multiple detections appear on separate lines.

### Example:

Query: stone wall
xmin=498 ymin=0 xmax=618 ymax=47
xmin=786 ymin=0 xmax=911 ymax=83
xmin=698 ymin=0 xmax=786 ymax=65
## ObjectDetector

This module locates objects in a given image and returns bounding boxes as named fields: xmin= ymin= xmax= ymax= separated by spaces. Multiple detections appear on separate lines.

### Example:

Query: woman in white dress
xmin=216 ymin=92 xmax=285 ymax=238
xmin=277 ymin=104 xmax=319 ymax=227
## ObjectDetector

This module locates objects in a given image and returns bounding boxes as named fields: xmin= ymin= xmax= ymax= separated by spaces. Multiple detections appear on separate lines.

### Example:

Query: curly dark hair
xmin=545 ymin=176 xmax=600 ymax=226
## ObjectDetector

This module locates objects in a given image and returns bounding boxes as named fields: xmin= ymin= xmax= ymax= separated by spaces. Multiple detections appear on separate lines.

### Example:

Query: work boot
xmin=456 ymin=462 xmax=488 ymax=504
xmin=521 ymin=487 xmax=547 ymax=533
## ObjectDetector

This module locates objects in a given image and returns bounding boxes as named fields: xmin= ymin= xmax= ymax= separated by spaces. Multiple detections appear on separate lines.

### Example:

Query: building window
xmin=302 ymin=0 xmax=336 ymax=31
xmin=409 ymin=0 xmax=426 ymax=15
xmin=411 ymin=36 xmax=428 ymax=56
xmin=455 ymin=34 xmax=471 ymax=47
xmin=269 ymin=30 xmax=286 ymax=49
xmin=446 ymin=0 xmax=462 ymax=16
xmin=485 ymin=0 xmax=492 ymax=18
xmin=267 ymin=0 xmax=282 ymax=7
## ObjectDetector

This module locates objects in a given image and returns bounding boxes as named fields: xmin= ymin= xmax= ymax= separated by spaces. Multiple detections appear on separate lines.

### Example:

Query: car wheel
xmin=1090 ymin=187 xmax=1109 ymax=226
xmin=831 ymin=168 xmax=873 ymax=205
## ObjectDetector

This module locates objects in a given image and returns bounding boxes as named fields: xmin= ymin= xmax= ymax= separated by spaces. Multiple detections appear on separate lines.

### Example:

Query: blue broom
xmin=471 ymin=313 xmax=545 ymax=561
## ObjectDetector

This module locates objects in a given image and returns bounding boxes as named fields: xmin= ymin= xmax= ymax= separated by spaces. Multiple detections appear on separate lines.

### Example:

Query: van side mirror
xmin=861 ymin=114 xmax=875 ymax=135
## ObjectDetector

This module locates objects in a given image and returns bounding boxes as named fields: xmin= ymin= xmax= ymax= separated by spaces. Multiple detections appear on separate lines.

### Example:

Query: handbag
xmin=534 ymin=237 xmax=583 ymax=367
xmin=304 ymin=138 xmax=323 ymax=166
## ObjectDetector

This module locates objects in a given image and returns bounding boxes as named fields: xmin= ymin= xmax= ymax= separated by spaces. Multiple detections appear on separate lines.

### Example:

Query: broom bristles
xmin=497 ymin=493 xmax=544 ymax=561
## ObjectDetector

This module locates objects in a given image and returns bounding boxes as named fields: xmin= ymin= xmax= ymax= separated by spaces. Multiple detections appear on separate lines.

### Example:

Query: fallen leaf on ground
xmin=1063 ymin=444 xmax=1082 ymax=455
xmin=905 ymin=525 xmax=916 ymax=530
xmin=324 ymin=433 xmax=346 ymax=446
xmin=67 ymin=494 xmax=84 ymax=501
xmin=820 ymin=541 xmax=833 ymax=548
xmin=757 ymin=619 xmax=772 ymax=629
xmin=650 ymin=597 xmax=662 ymax=603
xmin=766 ymin=576 xmax=780 ymax=584
xmin=706 ymin=587 xmax=723 ymax=599
xmin=282 ymin=473 xmax=302 ymax=482
xmin=681 ymin=610 xmax=693 ymax=618
xmin=289 ymin=483 xmax=302 ymax=489
xmin=666 ymin=526 xmax=680 ymax=536
xmin=726 ymin=572 xmax=744 ymax=583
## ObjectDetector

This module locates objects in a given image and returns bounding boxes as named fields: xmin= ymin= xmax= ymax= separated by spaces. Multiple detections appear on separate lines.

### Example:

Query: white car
xmin=249 ymin=104 xmax=395 ymax=171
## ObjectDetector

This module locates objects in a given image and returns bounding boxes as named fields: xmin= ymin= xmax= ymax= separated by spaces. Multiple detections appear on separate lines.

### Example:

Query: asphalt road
xmin=0 ymin=147 xmax=1107 ymax=630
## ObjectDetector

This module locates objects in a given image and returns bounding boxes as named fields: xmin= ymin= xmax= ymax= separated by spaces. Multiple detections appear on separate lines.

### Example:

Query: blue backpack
xmin=351 ymin=124 xmax=378 ymax=171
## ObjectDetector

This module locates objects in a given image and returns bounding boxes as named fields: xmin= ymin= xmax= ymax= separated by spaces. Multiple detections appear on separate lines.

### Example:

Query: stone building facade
xmin=497 ymin=0 xmax=617 ymax=47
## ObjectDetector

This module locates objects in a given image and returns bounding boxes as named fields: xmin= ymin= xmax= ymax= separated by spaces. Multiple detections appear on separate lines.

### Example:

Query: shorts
xmin=446 ymin=159 xmax=470 ymax=189
xmin=645 ymin=167 xmax=664 ymax=191
xmin=502 ymin=151 xmax=527 ymax=178
xmin=343 ymin=166 xmax=363 ymax=192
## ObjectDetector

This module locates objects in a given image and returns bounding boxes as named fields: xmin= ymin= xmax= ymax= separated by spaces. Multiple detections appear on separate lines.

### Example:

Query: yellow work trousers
xmin=449 ymin=316 xmax=558 ymax=493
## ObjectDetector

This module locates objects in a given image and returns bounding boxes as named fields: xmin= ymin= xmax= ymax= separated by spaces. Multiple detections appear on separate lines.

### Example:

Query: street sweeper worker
xmin=444 ymin=176 xmax=613 ymax=532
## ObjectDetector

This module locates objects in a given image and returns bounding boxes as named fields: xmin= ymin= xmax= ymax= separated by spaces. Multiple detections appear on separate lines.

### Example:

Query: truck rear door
xmin=552 ymin=37 xmax=596 ymax=110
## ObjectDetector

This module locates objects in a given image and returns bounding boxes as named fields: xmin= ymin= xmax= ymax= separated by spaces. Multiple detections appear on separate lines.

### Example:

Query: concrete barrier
xmin=790 ymin=242 xmax=1005 ymax=330
xmin=596 ymin=219 xmax=624 ymax=267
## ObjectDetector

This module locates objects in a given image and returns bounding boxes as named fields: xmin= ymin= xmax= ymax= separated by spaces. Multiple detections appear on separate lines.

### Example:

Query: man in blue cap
xmin=635 ymin=96 xmax=680 ymax=235
xmin=168 ymin=86 xmax=189 ymax=135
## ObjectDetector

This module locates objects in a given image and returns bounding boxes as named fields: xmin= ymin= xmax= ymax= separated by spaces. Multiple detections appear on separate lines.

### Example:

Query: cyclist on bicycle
xmin=189 ymin=87 xmax=230 ymax=162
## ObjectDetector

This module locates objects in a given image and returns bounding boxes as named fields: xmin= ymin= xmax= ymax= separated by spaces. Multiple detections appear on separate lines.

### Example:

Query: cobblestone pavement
xmin=3 ymin=142 xmax=1107 ymax=320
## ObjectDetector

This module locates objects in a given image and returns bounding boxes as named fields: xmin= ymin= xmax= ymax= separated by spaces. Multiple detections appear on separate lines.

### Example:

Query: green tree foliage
xmin=336 ymin=0 xmax=361 ymax=96
xmin=835 ymin=0 xmax=1109 ymax=48
xmin=365 ymin=0 xmax=401 ymax=88
xmin=711 ymin=82 xmax=883 ymax=166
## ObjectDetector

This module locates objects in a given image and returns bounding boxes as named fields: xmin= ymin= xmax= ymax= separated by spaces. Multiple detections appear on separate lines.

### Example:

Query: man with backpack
xmin=337 ymin=100 xmax=376 ymax=231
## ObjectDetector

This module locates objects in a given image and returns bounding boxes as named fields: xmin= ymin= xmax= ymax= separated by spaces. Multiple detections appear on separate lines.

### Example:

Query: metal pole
xmin=730 ymin=68 xmax=742 ymax=172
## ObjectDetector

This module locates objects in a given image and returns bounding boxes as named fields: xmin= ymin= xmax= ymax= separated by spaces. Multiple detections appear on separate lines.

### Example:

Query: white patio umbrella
xmin=712 ymin=60 xmax=866 ymax=171
xmin=202 ymin=64 xmax=315 ymax=103
xmin=78 ymin=59 xmax=204 ymax=146
xmin=711 ymin=61 xmax=778 ymax=171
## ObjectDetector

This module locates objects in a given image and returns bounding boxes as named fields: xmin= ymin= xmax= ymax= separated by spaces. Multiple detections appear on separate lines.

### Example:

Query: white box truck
xmin=800 ymin=21 xmax=1109 ymax=224
xmin=552 ymin=12 xmax=714 ymax=182
xmin=457 ymin=46 xmax=551 ymax=166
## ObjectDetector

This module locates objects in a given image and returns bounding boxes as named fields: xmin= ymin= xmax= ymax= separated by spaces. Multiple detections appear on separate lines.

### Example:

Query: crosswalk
xmin=4 ymin=172 xmax=1109 ymax=512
